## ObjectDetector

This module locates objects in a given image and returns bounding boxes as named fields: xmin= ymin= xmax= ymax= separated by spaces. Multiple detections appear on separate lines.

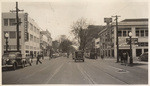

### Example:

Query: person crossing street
xmin=36 ymin=53 xmax=42 ymax=65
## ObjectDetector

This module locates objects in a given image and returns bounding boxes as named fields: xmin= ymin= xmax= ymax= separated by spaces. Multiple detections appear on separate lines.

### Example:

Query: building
xmin=93 ymin=37 xmax=100 ymax=56
xmin=2 ymin=12 xmax=42 ymax=58
xmin=99 ymin=18 xmax=148 ymax=60
xmin=40 ymin=29 xmax=52 ymax=56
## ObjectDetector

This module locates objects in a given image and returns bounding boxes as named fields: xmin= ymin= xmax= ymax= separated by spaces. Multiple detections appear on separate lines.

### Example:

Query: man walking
xmin=36 ymin=53 xmax=42 ymax=65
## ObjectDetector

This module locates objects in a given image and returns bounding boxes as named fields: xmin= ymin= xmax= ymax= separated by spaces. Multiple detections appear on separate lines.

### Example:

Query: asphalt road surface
xmin=2 ymin=56 xmax=148 ymax=85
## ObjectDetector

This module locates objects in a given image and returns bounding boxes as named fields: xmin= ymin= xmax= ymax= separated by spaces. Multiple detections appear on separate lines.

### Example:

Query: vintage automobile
xmin=90 ymin=49 xmax=97 ymax=59
xmin=2 ymin=52 xmax=32 ymax=70
xmin=84 ymin=51 xmax=90 ymax=58
xmin=138 ymin=52 xmax=148 ymax=61
xmin=74 ymin=50 xmax=84 ymax=62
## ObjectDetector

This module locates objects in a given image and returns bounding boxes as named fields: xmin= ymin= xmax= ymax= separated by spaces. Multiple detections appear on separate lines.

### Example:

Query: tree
xmin=71 ymin=18 xmax=105 ymax=51
xmin=59 ymin=39 xmax=72 ymax=53
xmin=71 ymin=18 xmax=89 ymax=51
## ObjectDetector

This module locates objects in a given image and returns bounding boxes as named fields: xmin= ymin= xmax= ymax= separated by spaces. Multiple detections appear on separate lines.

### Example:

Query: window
xmin=136 ymin=30 xmax=139 ymax=36
xmin=123 ymin=31 xmax=126 ymax=37
xmin=34 ymin=36 xmax=36 ymax=42
xmin=26 ymin=45 xmax=29 ymax=49
xmin=30 ymin=46 xmax=33 ymax=49
xmin=30 ymin=34 xmax=33 ymax=41
xmin=141 ymin=30 xmax=144 ymax=37
xmin=9 ymin=31 xmax=16 ymax=38
xmin=34 ymin=26 xmax=36 ymax=32
xmin=4 ymin=19 xmax=8 ymax=26
xmin=145 ymin=30 xmax=148 ymax=36
xmin=118 ymin=31 xmax=122 ymax=36
xmin=9 ymin=19 xmax=16 ymax=26
xmin=30 ymin=23 xmax=33 ymax=31
xmin=26 ymin=50 xmax=29 ymax=53
xmin=138 ymin=42 xmax=148 ymax=46
xmin=127 ymin=31 xmax=131 ymax=36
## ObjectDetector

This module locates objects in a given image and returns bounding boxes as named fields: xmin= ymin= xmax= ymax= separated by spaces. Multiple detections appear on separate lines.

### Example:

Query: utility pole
xmin=10 ymin=2 xmax=23 ymax=52
xmin=112 ymin=15 xmax=120 ymax=63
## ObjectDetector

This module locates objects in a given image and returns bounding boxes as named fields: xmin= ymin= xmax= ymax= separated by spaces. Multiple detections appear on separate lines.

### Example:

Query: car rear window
xmin=9 ymin=54 xmax=16 ymax=57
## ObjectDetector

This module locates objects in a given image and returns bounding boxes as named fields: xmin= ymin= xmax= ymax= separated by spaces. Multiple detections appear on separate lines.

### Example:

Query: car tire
xmin=75 ymin=59 xmax=76 ymax=62
xmin=22 ymin=62 xmax=25 ymax=68
xmin=29 ymin=62 xmax=32 ymax=66
xmin=12 ymin=63 xmax=16 ymax=70
xmin=83 ymin=60 xmax=84 ymax=62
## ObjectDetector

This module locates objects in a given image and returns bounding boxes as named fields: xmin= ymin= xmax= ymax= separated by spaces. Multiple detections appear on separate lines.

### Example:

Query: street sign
xmin=126 ymin=38 xmax=138 ymax=44
xmin=104 ymin=18 xmax=112 ymax=24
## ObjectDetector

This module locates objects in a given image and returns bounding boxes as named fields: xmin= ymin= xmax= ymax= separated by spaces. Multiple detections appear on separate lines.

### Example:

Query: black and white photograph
xmin=1 ymin=0 xmax=149 ymax=85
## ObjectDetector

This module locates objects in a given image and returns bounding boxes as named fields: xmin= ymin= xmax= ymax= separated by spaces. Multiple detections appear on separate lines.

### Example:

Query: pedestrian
xmin=67 ymin=53 xmax=69 ymax=58
xmin=122 ymin=51 xmax=128 ymax=66
xmin=101 ymin=55 xmax=104 ymax=60
xmin=120 ymin=51 xmax=123 ymax=63
xmin=36 ymin=53 xmax=42 ymax=65
xmin=41 ymin=52 xmax=44 ymax=60
xmin=49 ymin=53 xmax=51 ymax=60
xmin=95 ymin=52 xmax=97 ymax=59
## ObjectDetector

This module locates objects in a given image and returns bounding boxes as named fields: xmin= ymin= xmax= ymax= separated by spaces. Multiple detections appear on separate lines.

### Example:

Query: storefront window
xmin=118 ymin=31 xmax=121 ymax=36
xmin=141 ymin=30 xmax=144 ymax=37
xmin=123 ymin=31 xmax=126 ymax=37
xmin=136 ymin=30 xmax=139 ymax=36
xmin=4 ymin=19 xmax=8 ymax=26
xmin=145 ymin=30 xmax=148 ymax=36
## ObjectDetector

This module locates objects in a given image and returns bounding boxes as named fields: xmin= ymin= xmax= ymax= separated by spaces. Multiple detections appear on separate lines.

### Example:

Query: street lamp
xmin=129 ymin=32 xmax=133 ymax=64
xmin=5 ymin=32 xmax=9 ymax=53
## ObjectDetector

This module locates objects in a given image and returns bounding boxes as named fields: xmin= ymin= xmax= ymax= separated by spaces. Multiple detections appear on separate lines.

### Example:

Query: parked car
xmin=74 ymin=50 xmax=84 ymax=62
xmin=2 ymin=52 xmax=31 ymax=70
xmin=52 ymin=53 xmax=59 ymax=58
xmin=138 ymin=52 xmax=148 ymax=61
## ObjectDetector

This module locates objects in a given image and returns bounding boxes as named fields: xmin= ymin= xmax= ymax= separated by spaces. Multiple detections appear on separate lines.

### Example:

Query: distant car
xmin=138 ymin=52 xmax=148 ymax=61
xmin=53 ymin=53 xmax=59 ymax=58
xmin=74 ymin=50 xmax=84 ymax=62
xmin=84 ymin=51 xmax=90 ymax=58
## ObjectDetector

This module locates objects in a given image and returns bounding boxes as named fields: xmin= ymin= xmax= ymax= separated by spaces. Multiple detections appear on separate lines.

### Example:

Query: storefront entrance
xmin=136 ymin=49 xmax=142 ymax=56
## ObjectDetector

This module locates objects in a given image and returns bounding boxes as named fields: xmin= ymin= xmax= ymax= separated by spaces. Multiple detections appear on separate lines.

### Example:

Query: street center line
xmin=45 ymin=62 xmax=65 ymax=84
xmin=77 ymin=64 xmax=96 ymax=84
xmin=16 ymin=59 xmax=60 ymax=83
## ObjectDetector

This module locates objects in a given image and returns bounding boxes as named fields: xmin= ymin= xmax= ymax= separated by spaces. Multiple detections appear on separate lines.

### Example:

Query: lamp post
xmin=129 ymin=32 xmax=133 ymax=64
xmin=5 ymin=33 xmax=9 ymax=53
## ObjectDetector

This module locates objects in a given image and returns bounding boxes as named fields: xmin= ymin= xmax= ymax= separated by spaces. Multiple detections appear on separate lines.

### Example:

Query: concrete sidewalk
xmin=97 ymin=57 xmax=148 ymax=70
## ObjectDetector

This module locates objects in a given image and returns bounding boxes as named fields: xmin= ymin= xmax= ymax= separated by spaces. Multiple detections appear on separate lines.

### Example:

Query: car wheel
xmin=29 ymin=62 xmax=32 ymax=66
xmin=22 ymin=62 xmax=25 ymax=68
xmin=12 ymin=63 xmax=16 ymax=70
xmin=83 ymin=59 xmax=84 ymax=62
xmin=75 ymin=59 xmax=76 ymax=62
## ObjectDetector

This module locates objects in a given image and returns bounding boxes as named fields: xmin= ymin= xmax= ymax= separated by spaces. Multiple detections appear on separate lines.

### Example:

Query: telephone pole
xmin=10 ymin=2 xmax=23 ymax=52
xmin=112 ymin=15 xmax=120 ymax=63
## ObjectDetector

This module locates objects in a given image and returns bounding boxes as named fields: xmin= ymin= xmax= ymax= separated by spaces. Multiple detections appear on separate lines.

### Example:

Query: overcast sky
xmin=1 ymin=0 xmax=148 ymax=40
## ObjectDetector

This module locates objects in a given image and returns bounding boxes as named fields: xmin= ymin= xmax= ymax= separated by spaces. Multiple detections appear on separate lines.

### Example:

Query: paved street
xmin=2 ymin=56 xmax=148 ymax=84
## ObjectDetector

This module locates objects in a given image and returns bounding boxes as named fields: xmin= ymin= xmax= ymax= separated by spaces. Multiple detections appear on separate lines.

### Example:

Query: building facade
xmin=40 ymin=30 xmax=52 ymax=56
xmin=99 ymin=18 xmax=148 ymax=60
xmin=2 ymin=12 xmax=42 ymax=58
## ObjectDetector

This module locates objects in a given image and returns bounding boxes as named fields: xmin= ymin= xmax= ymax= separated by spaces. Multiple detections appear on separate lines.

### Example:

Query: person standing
xmin=36 ymin=53 xmax=42 ymax=65
xmin=123 ymin=51 xmax=128 ymax=66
